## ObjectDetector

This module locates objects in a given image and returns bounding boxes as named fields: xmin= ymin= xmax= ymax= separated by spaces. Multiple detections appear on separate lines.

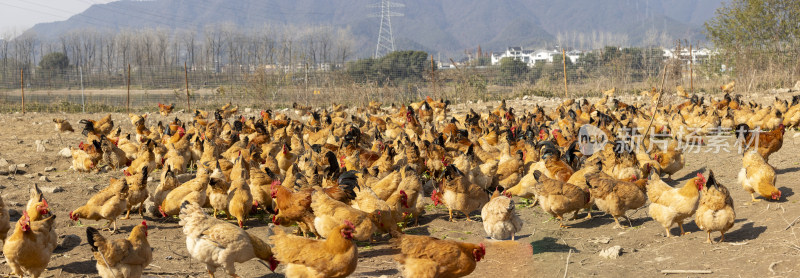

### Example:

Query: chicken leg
xmin=612 ymin=216 xmax=625 ymax=229
xmin=750 ymin=192 xmax=761 ymax=203
xmin=557 ymin=216 xmax=571 ymax=228
xmin=705 ymin=231 xmax=713 ymax=243
xmin=120 ymin=209 xmax=132 ymax=220
xmin=665 ymin=227 xmax=672 ymax=237
xmin=448 ymin=208 xmax=455 ymax=222
xmin=718 ymin=232 xmax=726 ymax=243
xmin=678 ymin=222 xmax=690 ymax=235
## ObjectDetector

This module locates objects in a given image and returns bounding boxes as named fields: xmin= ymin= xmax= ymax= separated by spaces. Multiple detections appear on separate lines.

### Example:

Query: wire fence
xmin=0 ymin=47 xmax=796 ymax=114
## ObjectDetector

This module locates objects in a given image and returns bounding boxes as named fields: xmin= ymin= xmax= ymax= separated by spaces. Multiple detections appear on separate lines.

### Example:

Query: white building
xmin=491 ymin=47 xmax=580 ymax=66
xmin=662 ymin=47 xmax=717 ymax=64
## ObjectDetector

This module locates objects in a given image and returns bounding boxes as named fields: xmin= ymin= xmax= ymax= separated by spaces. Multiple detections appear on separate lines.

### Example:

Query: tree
xmin=705 ymin=0 xmax=800 ymax=80
xmin=347 ymin=50 xmax=430 ymax=85
xmin=499 ymin=57 xmax=528 ymax=85
xmin=40 ymin=52 xmax=69 ymax=74
xmin=705 ymin=0 xmax=800 ymax=51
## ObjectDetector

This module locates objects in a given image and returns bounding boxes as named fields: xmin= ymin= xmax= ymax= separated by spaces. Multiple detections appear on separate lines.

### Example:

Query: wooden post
xmin=689 ymin=43 xmax=694 ymax=94
xmin=20 ymin=69 xmax=24 ymax=114
xmin=127 ymin=64 xmax=131 ymax=113
xmin=562 ymin=48 xmax=568 ymax=98
xmin=430 ymin=55 xmax=436 ymax=97
xmin=184 ymin=62 xmax=190 ymax=111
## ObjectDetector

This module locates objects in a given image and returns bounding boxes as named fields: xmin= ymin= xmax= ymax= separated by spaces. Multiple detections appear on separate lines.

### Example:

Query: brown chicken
xmin=158 ymin=103 xmax=174 ymax=116
xmin=160 ymin=165 xmax=212 ymax=217
xmin=121 ymin=167 xmax=149 ymax=220
xmin=735 ymin=123 xmax=785 ymax=162
xmin=86 ymin=221 xmax=152 ymax=278
xmin=738 ymin=150 xmax=781 ymax=202
xmin=532 ymin=170 xmax=589 ymax=228
xmin=647 ymin=173 xmax=705 ymax=237
xmin=271 ymin=181 xmax=318 ymax=237
xmin=270 ymin=220 xmax=357 ymax=278
xmin=80 ymin=114 xmax=115 ymax=139
xmin=311 ymin=190 xmax=377 ymax=241
xmin=151 ymin=165 xmax=179 ymax=216
xmin=180 ymin=202 xmax=278 ymax=277
xmin=585 ymin=171 xmax=648 ymax=229
xmin=391 ymin=233 xmax=485 ymax=278
xmin=2 ymin=211 xmax=57 ymax=278
xmin=432 ymin=165 xmax=489 ymax=222
xmin=696 ymin=170 xmax=736 ymax=243
xmin=53 ymin=118 xmax=74 ymax=133
xmin=227 ymin=163 xmax=253 ymax=228
xmin=0 ymin=195 xmax=8 ymax=244
xmin=70 ymin=177 xmax=129 ymax=233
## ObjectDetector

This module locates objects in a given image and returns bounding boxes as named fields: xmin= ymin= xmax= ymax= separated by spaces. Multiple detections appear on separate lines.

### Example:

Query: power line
xmin=369 ymin=0 xmax=403 ymax=58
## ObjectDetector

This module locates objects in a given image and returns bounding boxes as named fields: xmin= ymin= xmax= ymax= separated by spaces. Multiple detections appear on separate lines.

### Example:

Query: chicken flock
xmin=0 ymin=80 xmax=795 ymax=277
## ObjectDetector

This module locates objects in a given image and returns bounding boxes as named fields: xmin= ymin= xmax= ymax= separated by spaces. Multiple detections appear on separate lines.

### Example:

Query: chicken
xmin=270 ymin=220 xmax=357 ymax=278
xmin=311 ymin=190 xmax=377 ymax=241
xmin=271 ymin=180 xmax=315 ymax=232
xmin=121 ymin=167 xmax=149 ymax=220
xmin=432 ymin=165 xmax=490 ymax=222
xmin=721 ymin=80 xmax=735 ymax=93
xmin=158 ymin=103 xmax=175 ymax=116
xmin=652 ymin=140 xmax=684 ymax=179
xmin=2 ymin=211 xmax=57 ymax=278
xmin=481 ymin=189 xmax=523 ymax=240
xmin=0 ymin=195 xmax=9 ymax=244
xmin=352 ymin=187 xmax=400 ymax=235
xmin=70 ymin=177 xmax=129 ymax=233
xmin=690 ymin=171 xmax=736 ymax=244
xmin=86 ymin=221 xmax=152 ymax=278
xmin=738 ymin=150 xmax=781 ymax=202
xmin=160 ymin=165 xmax=212 ymax=217
xmin=585 ymin=171 xmax=648 ymax=229
xmin=227 ymin=164 xmax=253 ymax=228
xmin=80 ymin=114 xmax=115 ymax=139
xmin=127 ymin=139 xmax=156 ymax=176
xmin=180 ymin=202 xmax=278 ymax=277
xmin=101 ymin=139 xmax=130 ymax=170
xmin=647 ymin=173 xmax=705 ymax=237
xmin=71 ymin=147 xmax=96 ymax=172
xmin=391 ymin=233 xmax=485 ymax=278
xmin=208 ymin=177 xmax=231 ymax=218
xmin=53 ymin=118 xmax=74 ymax=133
xmin=735 ymin=123 xmax=785 ymax=162
xmin=495 ymin=150 xmax=524 ymax=190
xmin=532 ymin=170 xmax=589 ymax=228
xmin=151 ymin=165 xmax=179 ymax=216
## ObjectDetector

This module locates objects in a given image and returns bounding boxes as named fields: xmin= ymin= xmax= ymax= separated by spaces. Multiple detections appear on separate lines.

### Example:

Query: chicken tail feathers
xmin=86 ymin=226 xmax=103 ymax=252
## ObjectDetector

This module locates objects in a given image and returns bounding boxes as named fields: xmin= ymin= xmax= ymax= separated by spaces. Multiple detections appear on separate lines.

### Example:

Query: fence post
xmin=562 ymin=48 xmax=568 ymax=98
xmin=20 ymin=69 xmax=24 ymax=114
xmin=185 ymin=62 xmax=190 ymax=111
xmin=127 ymin=64 xmax=131 ymax=113
xmin=689 ymin=43 xmax=694 ymax=94
xmin=430 ymin=55 xmax=437 ymax=98
xmin=79 ymin=66 xmax=85 ymax=113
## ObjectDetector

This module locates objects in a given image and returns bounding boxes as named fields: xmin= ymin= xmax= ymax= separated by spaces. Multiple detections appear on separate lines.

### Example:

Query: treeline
xmin=0 ymin=24 xmax=357 ymax=90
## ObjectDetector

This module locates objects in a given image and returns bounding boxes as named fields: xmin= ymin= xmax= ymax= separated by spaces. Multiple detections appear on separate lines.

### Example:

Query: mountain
xmin=25 ymin=0 xmax=727 ymax=58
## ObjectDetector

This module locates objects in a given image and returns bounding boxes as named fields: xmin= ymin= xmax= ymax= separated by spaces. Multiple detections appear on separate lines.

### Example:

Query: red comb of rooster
xmin=142 ymin=221 xmax=147 ymax=227
xmin=343 ymin=220 xmax=355 ymax=228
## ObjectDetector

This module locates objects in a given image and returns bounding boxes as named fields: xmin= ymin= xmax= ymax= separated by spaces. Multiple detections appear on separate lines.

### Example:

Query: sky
xmin=0 ymin=0 xmax=116 ymax=35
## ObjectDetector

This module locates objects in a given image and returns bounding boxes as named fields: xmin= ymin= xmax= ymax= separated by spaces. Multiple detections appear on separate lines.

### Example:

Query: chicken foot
xmin=557 ymin=216 xmax=571 ymax=228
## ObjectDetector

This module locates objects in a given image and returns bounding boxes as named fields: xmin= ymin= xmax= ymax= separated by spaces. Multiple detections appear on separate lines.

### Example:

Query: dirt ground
xmin=1 ymin=93 xmax=800 ymax=277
